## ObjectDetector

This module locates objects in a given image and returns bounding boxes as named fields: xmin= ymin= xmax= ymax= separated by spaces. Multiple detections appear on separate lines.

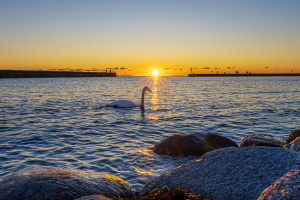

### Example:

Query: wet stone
xmin=0 ymin=166 xmax=133 ymax=200
xmin=154 ymin=133 xmax=238 ymax=156
xmin=285 ymin=129 xmax=300 ymax=145
xmin=240 ymin=134 xmax=285 ymax=147
xmin=284 ymin=137 xmax=300 ymax=153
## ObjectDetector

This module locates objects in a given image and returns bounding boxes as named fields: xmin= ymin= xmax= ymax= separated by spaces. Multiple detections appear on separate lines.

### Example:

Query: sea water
xmin=0 ymin=76 xmax=299 ymax=192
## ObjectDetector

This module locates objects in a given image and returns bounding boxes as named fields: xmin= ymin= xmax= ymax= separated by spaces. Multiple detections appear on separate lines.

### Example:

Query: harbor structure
xmin=0 ymin=70 xmax=117 ymax=78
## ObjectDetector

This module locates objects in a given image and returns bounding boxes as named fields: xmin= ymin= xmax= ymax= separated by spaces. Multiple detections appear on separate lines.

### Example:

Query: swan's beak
xmin=149 ymin=89 xmax=152 ymax=93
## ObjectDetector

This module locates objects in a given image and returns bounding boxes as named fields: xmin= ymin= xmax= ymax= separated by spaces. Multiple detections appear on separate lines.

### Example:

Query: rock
xmin=75 ymin=195 xmax=111 ymax=200
xmin=142 ymin=187 xmax=216 ymax=200
xmin=141 ymin=147 xmax=300 ymax=200
xmin=285 ymin=129 xmax=300 ymax=145
xmin=240 ymin=134 xmax=285 ymax=147
xmin=284 ymin=137 xmax=300 ymax=152
xmin=257 ymin=170 xmax=300 ymax=200
xmin=153 ymin=133 xmax=238 ymax=156
xmin=0 ymin=166 xmax=133 ymax=200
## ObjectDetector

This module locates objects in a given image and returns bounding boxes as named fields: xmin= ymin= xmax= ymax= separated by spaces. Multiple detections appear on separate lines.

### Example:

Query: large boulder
xmin=240 ymin=134 xmax=284 ymax=147
xmin=141 ymin=147 xmax=300 ymax=200
xmin=0 ymin=166 xmax=133 ymax=200
xmin=284 ymin=137 xmax=300 ymax=153
xmin=257 ymin=170 xmax=300 ymax=200
xmin=153 ymin=133 xmax=238 ymax=156
xmin=285 ymin=129 xmax=300 ymax=145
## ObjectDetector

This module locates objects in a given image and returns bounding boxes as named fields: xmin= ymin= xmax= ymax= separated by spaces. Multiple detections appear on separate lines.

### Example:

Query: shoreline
xmin=188 ymin=73 xmax=300 ymax=77
xmin=0 ymin=131 xmax=299 ymax=200
xmin=0 ymin=70 xmax=117 ymax=78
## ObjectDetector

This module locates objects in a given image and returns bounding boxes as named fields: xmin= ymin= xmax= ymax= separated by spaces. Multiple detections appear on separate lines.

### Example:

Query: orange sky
xmin=0 ymin=1 xmax=299 ymax=76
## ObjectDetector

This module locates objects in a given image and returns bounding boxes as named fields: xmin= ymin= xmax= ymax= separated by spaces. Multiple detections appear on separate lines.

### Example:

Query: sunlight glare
xmin=138 ymin=149 xmax=153 ymax=157
xmin=132 ymin=166 xmax=153 ymax=176
xmin=152 ymin=69 xmax=159 ymax=76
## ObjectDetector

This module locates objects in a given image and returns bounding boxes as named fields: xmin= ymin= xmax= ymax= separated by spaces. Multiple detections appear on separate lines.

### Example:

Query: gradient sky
xmin=1 ymin=0 xmax=299 ymax=76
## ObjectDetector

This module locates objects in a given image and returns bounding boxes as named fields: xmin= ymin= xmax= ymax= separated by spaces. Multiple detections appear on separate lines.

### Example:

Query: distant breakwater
xmin=0 ymin=70 xmax=117 ymax=78
xmin=188 ymin=73 xmax=300 ymax=77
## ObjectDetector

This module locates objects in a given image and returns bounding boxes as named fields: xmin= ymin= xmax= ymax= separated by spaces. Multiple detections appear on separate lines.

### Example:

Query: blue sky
xmin=1 ymin=0 xmax=299 ymax=75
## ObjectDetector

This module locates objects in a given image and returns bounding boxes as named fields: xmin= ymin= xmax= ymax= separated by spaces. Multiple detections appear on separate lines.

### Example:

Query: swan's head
xmin=144 ymin=86 xmax=151 ymax=93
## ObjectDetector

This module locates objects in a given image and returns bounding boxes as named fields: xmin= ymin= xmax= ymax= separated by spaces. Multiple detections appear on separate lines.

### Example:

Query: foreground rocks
xmin=284 ymin=137 xmax=300 ymax=153
xmin=153 ymin=133 xmax=238 ymax=156
xmin=141 ymin=147 xmax=300 ymax=200
xmin=240 ymin=134 xmax=285 ymax=147
xmin=0 ymin=166 xmax=133 ymax=200
xmin=114 ymin=188 xmax=216 ymax=200
xmin=257 ymin=170 xmax=300 ymax=200
xmin=285 ymin=129 xmax=300 ymax=145
xmin=76 ymin=195 xmax=111 ymax=200
xmin=2 ymin=130 xmax=300 ymax=200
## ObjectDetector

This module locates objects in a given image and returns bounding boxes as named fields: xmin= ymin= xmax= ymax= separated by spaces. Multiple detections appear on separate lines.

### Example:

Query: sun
xmin=152 ymin=69 xmax=159 ymax=76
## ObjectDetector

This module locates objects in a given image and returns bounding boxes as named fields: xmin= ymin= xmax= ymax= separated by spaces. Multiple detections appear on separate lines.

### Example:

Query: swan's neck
xmin=139 ymin=88 xmax=147 ymax=108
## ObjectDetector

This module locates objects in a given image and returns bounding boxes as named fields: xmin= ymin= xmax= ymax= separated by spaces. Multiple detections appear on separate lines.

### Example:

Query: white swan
xmin=107 ymin=87 xmax=151 ymax=108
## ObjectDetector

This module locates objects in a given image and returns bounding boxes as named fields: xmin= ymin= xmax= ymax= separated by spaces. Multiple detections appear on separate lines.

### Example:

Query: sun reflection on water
xmin=151 ymin=76 xmax=159 ymax=108
xmin=132 ymin=76 xmax=176 ymax=120
xmin=138 ymin=149 xmax=153 ymax=157
xmin=132 ymin=166 xmax=153 ymax=176
xmin=134 ymin=149 xmax=154 ymax=177
xmin=149 ymin=116 xmax=159 ymax=120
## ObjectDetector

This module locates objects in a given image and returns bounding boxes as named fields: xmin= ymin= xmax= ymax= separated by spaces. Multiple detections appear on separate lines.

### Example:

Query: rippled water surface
xmin=1 ymin=76 xmax=299 ymax=192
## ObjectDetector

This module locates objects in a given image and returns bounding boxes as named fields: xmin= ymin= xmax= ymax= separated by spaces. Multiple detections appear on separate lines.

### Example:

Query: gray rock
xmin=257 ymin=170 xmax=300 ymax=200
xmin=141 ymin=147 xmax=300 ymax=200
xmin=75 ymin=195 xmax=111 ymax=200
xmin=284 ymin=137 xmax=300 ymax=152
xmin=154 ymin=133 xmax=238 ymax=156
xmin=285 ymin=129 xmax=300 ymax=145
xmin=240 ymin=134 xmax=285 ymax=147
xmin=0 ymin=166 xmax=133 ymax=200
